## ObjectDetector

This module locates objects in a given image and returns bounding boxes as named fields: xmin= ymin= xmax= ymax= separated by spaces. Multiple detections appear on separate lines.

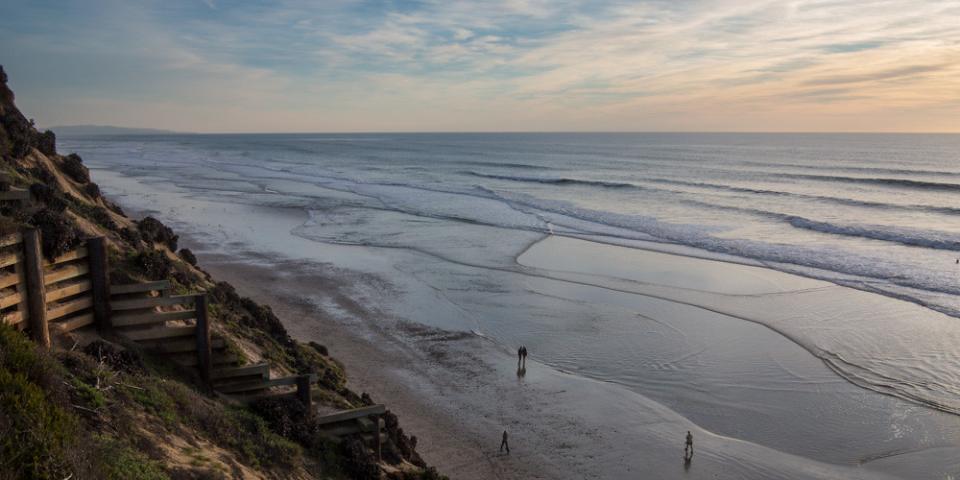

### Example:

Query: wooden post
xmin=87 ymin=237 xmax=112 ymax=335
xmin=296 ymin=374 xmax=312 ymax=412
xmin=22 ymin=229 xmax=49 ymax=347
xmin=195 ymin=294 xmax=212 ymax=384
xmin=372 ymin=415 xmax=382 ymax=462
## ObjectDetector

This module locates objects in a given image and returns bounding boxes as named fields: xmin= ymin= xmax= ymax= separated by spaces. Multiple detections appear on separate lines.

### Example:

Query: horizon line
xmin=51 ymin=128 xmax=960 ymax=136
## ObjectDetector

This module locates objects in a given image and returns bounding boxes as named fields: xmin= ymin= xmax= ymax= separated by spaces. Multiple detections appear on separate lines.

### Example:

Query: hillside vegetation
xmin=0 ymin=65 xmax=444 ymax=480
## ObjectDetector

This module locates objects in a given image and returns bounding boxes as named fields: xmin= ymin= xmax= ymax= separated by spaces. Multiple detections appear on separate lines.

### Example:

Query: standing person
xmin=685 ymin=431 xmax=693 ymax=459
xmin=500 ymin=430 xmax=510 ymax=454
xmin=521 ymin=346 xmax=528 ymax=368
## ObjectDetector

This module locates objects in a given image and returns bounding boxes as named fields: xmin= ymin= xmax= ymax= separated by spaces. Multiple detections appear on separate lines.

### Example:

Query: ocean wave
xmin=465 ymin=171 xmax=641 ymax=189
xmin=456 ymin=161 xmax=554 ymax=170
xmin=464 ymin=170 xmax=960 ymax=253
xmin=782 ymin=173 xmax=960 ymax=192
xmin=784 ymin=216 xmax=960 ymax=251
xmin=469 ymin=169 xmax=960 ymax=216
xmin=464 ymin=167 xmax=960 ymax=215
xmin=739 ymin=160 xmax=960 ymax=179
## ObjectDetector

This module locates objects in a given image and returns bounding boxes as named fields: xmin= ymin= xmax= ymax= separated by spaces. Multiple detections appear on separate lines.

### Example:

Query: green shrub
xmin=128 ymin=379 xmax=179 ymax=426
xmin=95 ymin=436 xmax=169 ymax=480
xmin=0 ymin=324 xmax=80 ymax=479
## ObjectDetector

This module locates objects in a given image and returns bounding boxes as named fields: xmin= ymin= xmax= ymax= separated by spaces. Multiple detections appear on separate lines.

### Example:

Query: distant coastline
xmin=47 ymin=124 xmax=184 ymax=136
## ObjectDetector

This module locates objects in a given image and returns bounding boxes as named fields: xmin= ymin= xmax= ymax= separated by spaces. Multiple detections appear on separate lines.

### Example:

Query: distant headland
xmin=46 ymin=124 xmax=184 ymax=136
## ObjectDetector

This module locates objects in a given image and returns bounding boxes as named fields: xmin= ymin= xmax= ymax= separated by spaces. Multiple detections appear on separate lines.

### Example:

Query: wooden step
xmin=110 ymin=280 xmax=171 ymax=295
xmin=139 ymin=337 xmax=225 ymax=354
xmin=111 ymin=294 xmax=199 ymax=311
xmin=215 ymin=374 xmax=317 ymax=394
xmin=212 ymin=363 xmax=270 ymax=381
xmin=314 ymin=404 xmax=386 ymax=426
xmin=121 ymin=325 xmax=196 ymax=342
xmin=167 ymin=352 xmax=241 ymax=368
xmin=112 ymin=309 xmax=196 ymax=327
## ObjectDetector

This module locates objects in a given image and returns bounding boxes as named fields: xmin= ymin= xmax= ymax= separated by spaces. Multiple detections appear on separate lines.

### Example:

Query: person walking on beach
xmin=500 ymin=430 xmax=510 ymax=454
xmin=684 ymin=431 xmax=694 ymax=459
xmin=521 ymin=346 xmax=528 ymax=368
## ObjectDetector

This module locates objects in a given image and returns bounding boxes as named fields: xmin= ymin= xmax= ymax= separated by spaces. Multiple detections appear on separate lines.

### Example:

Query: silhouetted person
xmin=521 ymin=346 xmax=528 ymax=368
xmin=518 ymin=346 xmax=523 ymax=366
xmin=684 ymin=431 xmax=693 ymax=460
xmin=500 ymin=430 xmax=510 ymax=454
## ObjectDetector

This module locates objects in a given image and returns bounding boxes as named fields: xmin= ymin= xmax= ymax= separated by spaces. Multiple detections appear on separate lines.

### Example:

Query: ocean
xmin=61 ymin=132 xmax=960 ymax=478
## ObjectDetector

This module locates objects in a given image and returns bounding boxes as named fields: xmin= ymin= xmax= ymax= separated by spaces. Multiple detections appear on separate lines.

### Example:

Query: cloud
xmin=1 ymin=0 xmax=958 ymax=132
xmin=803 ymin=64 xmax=951 ymax=86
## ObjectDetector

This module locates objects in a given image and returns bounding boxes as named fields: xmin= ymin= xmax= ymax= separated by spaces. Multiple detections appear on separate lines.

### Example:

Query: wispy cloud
xmin=803 ymin=64 xmax=950 ymax=86
xmin=1 ymin=0 xmax=958 ymax=132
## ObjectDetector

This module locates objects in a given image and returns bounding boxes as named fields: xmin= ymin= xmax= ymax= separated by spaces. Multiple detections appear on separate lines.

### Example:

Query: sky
xmin=1 ymin=0 xmax=958 ymax=133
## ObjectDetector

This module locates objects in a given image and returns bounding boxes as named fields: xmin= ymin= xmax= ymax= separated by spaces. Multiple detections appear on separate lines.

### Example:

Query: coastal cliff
xmin=0 ymin=65 xmax=445 ymax=480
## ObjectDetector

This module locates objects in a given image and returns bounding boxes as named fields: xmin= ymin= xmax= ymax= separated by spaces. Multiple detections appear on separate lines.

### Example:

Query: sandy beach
xmin=66 ymin=137 xmax=960 ymax=479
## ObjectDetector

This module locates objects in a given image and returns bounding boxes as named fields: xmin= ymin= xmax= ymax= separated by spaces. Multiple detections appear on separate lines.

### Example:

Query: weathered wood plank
xmin=111 ymin=309 xmax=197 ymax=327
xmin=2 ymin=310 xmax=23 ymax=326
xmin=0 ymin=292 xmax=21 ymax=309
xmin=215 ymin=374 xmax=318 ymax=394
xmin=0 ymin=232 xmax=23 ymax=249
xmin=110 ymin=294 xmax=197 ymax=311
xmin=45 ymin=280 xmax=92 ymax=303
xmin=2 ymin=310 xmax=25 ymax=325
xmin=43 ymin=264 xmax=89 ymax=286
xmin=52 ymin=313 xmax=95 ymax=333
xmin=314 ymin=405 xmax=387 ymax=426
xmin=0 ymin=252 xmax=22 ymax=269
xmin=121 ymin=325 xmax=196 ymax=341
xmin=110 ymin=280 xmax=171 ymax=295
xmin=46 ymin=296 xmax=93 ymax=321
xmin=43 ymin=247 xmax=88 ymax=267
xmin=0 ymin=271 xmax=22 ymax=289
xmin=211 ymin=363 xmax=270 ymax=381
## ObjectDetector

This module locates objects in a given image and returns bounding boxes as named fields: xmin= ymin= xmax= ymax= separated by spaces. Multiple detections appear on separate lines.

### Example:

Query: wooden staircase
xmin=107 ymin=279 xmax=313 ymax=398
xmin=0 ymin=228 xmax=387 ymax=459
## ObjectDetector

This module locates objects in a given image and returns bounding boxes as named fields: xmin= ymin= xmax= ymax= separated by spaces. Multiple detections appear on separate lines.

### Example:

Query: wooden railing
xmin=0 ymin=230 xmax=105 ymax=343
xmin=0 ymin=228 xmax=371 ymax=427
xmin=0 ymin=232 xmax=29 ymax=332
